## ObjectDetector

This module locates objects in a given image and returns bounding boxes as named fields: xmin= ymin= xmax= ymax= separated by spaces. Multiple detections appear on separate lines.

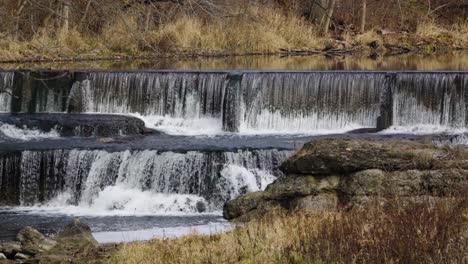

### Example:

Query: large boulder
xmin=56 ymin=219 xmax=98 ymax=248
xmin=37 ymin=220 xmax=99 ymax=264
xmin=224 ymin=139 xmax=468 ymax=221
xmin=280 ymin=139 xmax=468 ymax=175
xmin=16 ymin=226 xmax=56 ymax=255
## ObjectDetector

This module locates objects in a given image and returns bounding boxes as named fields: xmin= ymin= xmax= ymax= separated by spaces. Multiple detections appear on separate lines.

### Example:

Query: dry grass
xmin=0 ymin=7 xmax=326 ymax=61
xmin=416 ymin=21 xmax=468 ymax=49
xmin=140 ymin=7 xmax=326 ymax=54
xmin=109 ymin=197 xmax=467 ymax=264
xmin=0 ymin=6 xmax=466 ymax=62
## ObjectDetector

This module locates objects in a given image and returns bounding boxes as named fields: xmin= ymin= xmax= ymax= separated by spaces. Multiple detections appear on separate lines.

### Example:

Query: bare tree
xmin=360 ymin=0 xmax=366 ymax=32
xmin=323 ymin=0 xmax=335 ymax=33
xmin=61 ymin=0 xmax=71 ymax=33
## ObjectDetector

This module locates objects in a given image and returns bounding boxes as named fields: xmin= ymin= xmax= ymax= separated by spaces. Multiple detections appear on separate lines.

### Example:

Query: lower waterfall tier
xmin=0 ymin=149 xmax=291 ymax=214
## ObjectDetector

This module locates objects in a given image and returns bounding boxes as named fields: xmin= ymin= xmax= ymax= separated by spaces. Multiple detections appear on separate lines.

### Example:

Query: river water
xmin=1 ymin=53 xmax=467 ymax=243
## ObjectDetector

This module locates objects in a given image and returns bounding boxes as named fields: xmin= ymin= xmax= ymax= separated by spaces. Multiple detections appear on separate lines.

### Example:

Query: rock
xmin=0 ymin=113 xmax=147 ymax=137
xmin=0 ymin=241 xmax=22 ymax=257
xmin=291 ymin=193 xmax=338 ymax=211
xmin=0 ymin=253 xmax=6 ymax=260
xmin=280 ymin=139 xmax=468 ymax=175
xmin=223 ymin=192 xmax=268 ymax=220
xmin=265 ymin=175 xmax=340 ymax=199
xmin=14 ymin=252 xmax=31 ymax=260
xmin=56 ymin=219 xmax=98 ymax=248
xmin=96 ymin=137 xmax=114 ymax=143
xmin=196 ymin=201 xmax=207 ymax=213
xmin=341 ymin=169 xmax=386 ymax=196
xmin=224 ymin=139 xmax=468 ymax=222
xmin=16 ymin=226 xmax=56 ymax=255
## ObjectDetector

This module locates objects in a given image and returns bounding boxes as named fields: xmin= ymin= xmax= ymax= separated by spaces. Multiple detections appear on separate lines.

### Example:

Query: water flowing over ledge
xmin=1 ymin=70 xmax=467 ymax=134
xmin=0 ymin=148 xmax=290 ymax=215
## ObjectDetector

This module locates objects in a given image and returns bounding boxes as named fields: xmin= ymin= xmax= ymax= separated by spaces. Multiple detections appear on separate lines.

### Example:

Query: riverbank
xmin=110 ymin=201 xmax=467 ymax=264
xmin=0 ymin=14 xmax=466 ymax=64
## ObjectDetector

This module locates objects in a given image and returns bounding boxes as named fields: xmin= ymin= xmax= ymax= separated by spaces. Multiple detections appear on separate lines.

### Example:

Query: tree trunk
xmin=144 ymin=9 xmax=152 ymax=32
xmin=360 ymin=0 xmax=366 ymax=33
xmin=14 ymin=0 xmax=28 ymax=40
xmin=62 ymin=0 xmax=71 ymax=34
xmin=324 ymin=0 xmax=336 ymax=33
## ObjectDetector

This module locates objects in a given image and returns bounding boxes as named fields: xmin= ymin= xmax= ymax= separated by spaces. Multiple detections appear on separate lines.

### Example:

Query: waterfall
xmin=393 ymin=73 xmax=467 ymax=128
xmin=83 ymin=72 xmax=383 ymax=133
xmin=0 ymin=72 xmax=14 ymax=112
xmin=0 ymin=149 xmax=291 ymax=214
xmin=2 ymin=70 xmax=468 ymax=133
xmin=86 ymin=72 xmax=226 ymax=116
xmin=240 ymin=73 xmax=382 ymax=132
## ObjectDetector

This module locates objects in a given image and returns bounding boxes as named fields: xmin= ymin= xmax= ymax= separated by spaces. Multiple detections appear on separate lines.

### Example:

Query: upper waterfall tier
xmin=1 ymin=70 xmax=467 ymax=133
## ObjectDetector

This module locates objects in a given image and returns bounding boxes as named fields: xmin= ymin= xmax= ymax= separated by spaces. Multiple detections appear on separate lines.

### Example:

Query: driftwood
xmin=279 ymin=46 xmax=361 ymax=56
xmin=383 ymin=43 xmax=412 ymax=54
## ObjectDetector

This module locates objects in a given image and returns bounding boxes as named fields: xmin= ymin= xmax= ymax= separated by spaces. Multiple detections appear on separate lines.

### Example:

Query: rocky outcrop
xmin=0 ymin=219 xmax=97 ymax=263
xmin=224 ymin=139 xmax=468 ymax=221
xmin=0 ymin=113 xmax=149 ymax=137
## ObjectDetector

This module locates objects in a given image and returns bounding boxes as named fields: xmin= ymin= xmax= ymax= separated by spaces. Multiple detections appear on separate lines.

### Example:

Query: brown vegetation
xmin=0 ymin=0 xmax=467 ymax=62
xmin=110 ymin=196 xmax=468 ymax=264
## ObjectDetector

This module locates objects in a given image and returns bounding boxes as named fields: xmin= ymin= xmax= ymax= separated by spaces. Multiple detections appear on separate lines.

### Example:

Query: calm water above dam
xmin=2 ymin=52 xmax=468 ymax=71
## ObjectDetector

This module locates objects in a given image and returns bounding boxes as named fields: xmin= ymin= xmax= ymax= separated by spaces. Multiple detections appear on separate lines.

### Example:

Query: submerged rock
xmin=225 ymin=139 xmax=468 ymax=221
xmin=0 ymin=113 xmax=148 ymax=137
xmin=0 ymin=253 xmax=6 ymax=260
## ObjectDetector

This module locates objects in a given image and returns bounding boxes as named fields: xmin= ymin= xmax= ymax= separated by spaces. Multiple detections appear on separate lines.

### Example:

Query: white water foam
xmin=130 ymin=112 xmax=364 ymax=136
xmin=380 ymin=125 xmax=468 ymax=135
xmin=131 ymin=113 xmax=224 ymax=136
xmin=20 ymin=185 xmax=211 ymax=217
xmin=7 ymin=149 xmax=288 ymax=216
xmin=0 ymin=123 xmax=60 ymax=141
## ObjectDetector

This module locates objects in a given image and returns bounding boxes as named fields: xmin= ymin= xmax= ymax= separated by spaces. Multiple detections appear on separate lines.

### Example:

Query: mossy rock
xmin=280 ymin=139 xmax=467 ymax=175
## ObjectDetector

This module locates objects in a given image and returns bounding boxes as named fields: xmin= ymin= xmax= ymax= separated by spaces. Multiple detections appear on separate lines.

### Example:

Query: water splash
xmin=1 ymin=149 xmax=291 ymax=215
xmin=0 ymin=123 xmax=60 ymax=141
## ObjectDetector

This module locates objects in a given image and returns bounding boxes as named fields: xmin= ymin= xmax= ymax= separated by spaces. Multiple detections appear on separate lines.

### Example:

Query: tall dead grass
xmin=0 ymin=7 xmax=326 ymax=61
xmin=416 ymin=21 xmax=468 ymax=48
xmin=110 ymin=196 xmax=468 ymax=264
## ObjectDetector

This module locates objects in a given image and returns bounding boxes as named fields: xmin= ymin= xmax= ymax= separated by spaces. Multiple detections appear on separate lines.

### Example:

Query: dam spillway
xmin=1 ymin=70 xmax=467 ymax=133
xmin=1 ymin=69 xmax=468 ymax=243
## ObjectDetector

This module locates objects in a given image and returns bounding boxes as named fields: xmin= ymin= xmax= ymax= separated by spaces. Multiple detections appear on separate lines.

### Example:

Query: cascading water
xmin=80 ymin=72 xmax=227 ymax=134
xmin=0 ymin=149 xmax=290 ymax=215
xmin=0 ymin=72 xmax=14 ymax=113
xmin=80 ymin=72 xmax=384 ymax=133
xmin=239 ymin=73 xmax=382 ymax=132
xmin=2 ymin=70 xmax=468 ymax=133
xmin=393 ymin=73 xmax=467 ymax=130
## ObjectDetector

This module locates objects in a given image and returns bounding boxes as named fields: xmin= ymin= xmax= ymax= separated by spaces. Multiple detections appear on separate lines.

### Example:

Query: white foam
xmin=129 ymin=113 xmax=225 ymax=136
xmin=22 ymin=185 xmax=212 ymax=217
xmin=93 ymin=221 xmax=235 ymax=244
xmin=380 ymin=125 xmax=468 ymax=135
xmin=0 ymin=123 xmax=60 ymax=141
